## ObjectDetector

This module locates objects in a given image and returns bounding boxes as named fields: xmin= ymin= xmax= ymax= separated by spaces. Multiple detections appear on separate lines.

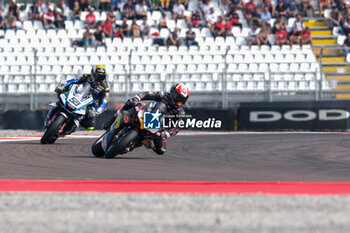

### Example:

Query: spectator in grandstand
xmin=2 ymin=9 xmax=17 ymax=30
xmin=328 ymin=4 xmax=343 ymax=27
xmin=300 ymin=26 xmax=312 ymax=46
xmin=197 ymin=0 xmax=204 ymax=13
xmin=56 ymin=0 xmax=68 ymax=15
xmin=119 ymin=17 xmax=131 ymax=38
xmin=140 ymin=16 xmax=151 ymax=37
xmin=275 ymin=25 xmax=288 ymax=46
xmin=160 ymin=0 xmax=170 ymax=11
xmin=42 ymin=1 xmax=54 ymax=14
xmin=102 ymin=17 xmax=114 ymax=38
xmin=173 ymin=0 xmax=185 ymax=20
xmin=211 ymin=15 xmax=232 ymax=38
xmin=122 ymin=0 xmax=135 ymax=19
xmin=262 ymin=0 xmax=275 ymax=17
xmin=79 ymin=0 xmax=89 ymax=11
xmin=131 ymin=18 xmax=141 ymax=37
xmin=225 ymin=7 xmax=242 ymax=29
xmin=220 ymin=0 xmax=230 ymax=15
xmin=71 ymin=1 xmax=82 ymax=22
xmin=106 ymin=9 xmax=116 ymax=23
xmin=244 ymin=0 xmax=256 ymax=27
xmin=135 ymin=0 xmax=148 ymax=19
xmin=301 ymin=0 xmax=315 ymax=17
xmin=343 ymin=33 xmax=350 ymax=47
xmin=149 ymin=0 xmax=162 ymax=12
xmin=338 ymin=0 xmax=347 ymax=15
xmin=206 ymin=7 xmax=218 ymax=28
xmin=158 ymin=12 xmax=168 ymax=29
xmin=94 ymin=25 xmax=107 ymax=50
xmin=188 ymin=9 xmax=203 ymax=28
xmin=271 ymin=20 xmax=279 ymax=33
xmin=0 ymin=8 xmax=4 ymax=29
xmin=83 ymin=26 xmax=95 ymax=48
xmin=203 ymin=0 xmax=214 ymax=15
xmin=260 ymin=6 xmax=272 ymax=26
xmin=289 ymin=27 xmax=300 ymax=46
xmin=181 ymin=0 xmax=189 ymax=10
xmin=257 ymin=25 xmax=271 ymax=46
xmin=275 ymin=0 xmax=287 ymax=18
xmin=28 ymin=1 xmax=42 ymax=21
xmin=109 ymin=0 xmax=121 ymax=11
xmin=99 ymin=0 xmax=110 ymax=11
xmin=54 ymin=6 xmax=66 ymax=29
xmin=287 ymin=0 xmax=298 ymax=18
xmin=248 ymin=25 xmax=260 ymax=47
xmin=8 ymin=0 xmax=21 ymax=21
xmin=43 ymin=8 xmax=56 ymax=30
xmin=318 ymin=0 xmax=330 ymax=17
xmin=292 ymin=14 xmax=304 ymax=32
xmin=342 ymin=16 xmax=350 ymax=34
xmin=278 ymin=14 xmax=287 ymax=26
xmin=251 ymin=7 xmax=261 ymax=27
xmin=166 ymin=27 xmax=181 ymax=46
xmin=343 ymin=8 xmax=350 ymax=21
xmin=85 ymin=7 xmax=96 ymax=28
xmin=185 ymin=25 xmax=199 ymax=47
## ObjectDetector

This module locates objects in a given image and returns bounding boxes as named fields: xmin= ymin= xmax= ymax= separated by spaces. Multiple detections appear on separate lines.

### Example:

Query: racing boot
xmin=152 ymin=136 xmax=167 ymax=155
xmin=103 ymin=116 xmax=116 ymax=130
xmin=144 ymin=137 xmax=166 ymax=155
xmin=80 ymin=115 xmax=95 ymax=130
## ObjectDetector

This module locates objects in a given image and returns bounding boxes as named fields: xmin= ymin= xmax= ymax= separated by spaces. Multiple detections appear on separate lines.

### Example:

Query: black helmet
xmin=91 ymin=65 xmax=107 ymax=83
xmin=169 ymin=83 xmax=190 ymax=107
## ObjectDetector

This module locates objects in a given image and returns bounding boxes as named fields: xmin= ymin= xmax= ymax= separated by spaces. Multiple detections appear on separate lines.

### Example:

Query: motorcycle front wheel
xmin=105 ymin=128 xmax=138 ymax=158
xmin=40 ymin=114 xmax=66 ymax=144
xmin=91 ymin=133 xmax=106 ymax=157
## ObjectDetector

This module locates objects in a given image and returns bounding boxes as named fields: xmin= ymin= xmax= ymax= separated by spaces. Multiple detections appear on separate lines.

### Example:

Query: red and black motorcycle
xmin=91 ymin=101 xmax=167 ymax=158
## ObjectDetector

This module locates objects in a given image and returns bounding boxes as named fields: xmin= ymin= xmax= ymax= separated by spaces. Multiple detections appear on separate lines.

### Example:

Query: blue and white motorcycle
xmin=40 ymin=83 xmax=94 ymax=144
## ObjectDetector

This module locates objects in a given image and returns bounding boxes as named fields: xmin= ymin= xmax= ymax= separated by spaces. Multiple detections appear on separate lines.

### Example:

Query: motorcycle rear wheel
xmin=105 ymin=128 xmax=138 ymax=158
xmin=40 ymin=115 xmax=66 ymax=144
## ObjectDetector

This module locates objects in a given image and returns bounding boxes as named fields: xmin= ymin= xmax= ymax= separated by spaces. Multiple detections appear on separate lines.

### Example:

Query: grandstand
xmin=0 ymin=0 xmax=347 ymax=109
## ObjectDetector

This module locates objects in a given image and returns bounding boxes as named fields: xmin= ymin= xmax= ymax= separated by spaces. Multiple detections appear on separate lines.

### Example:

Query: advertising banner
xmin=238 ymin=101 xmax=350 ymax=131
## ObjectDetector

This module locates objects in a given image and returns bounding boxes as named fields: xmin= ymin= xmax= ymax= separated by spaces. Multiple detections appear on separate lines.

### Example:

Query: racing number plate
xmin=68 ymin=96 xmax=81 ymax=107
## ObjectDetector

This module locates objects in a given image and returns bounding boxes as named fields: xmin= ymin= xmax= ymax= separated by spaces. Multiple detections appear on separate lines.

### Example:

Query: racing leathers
xmin=45 ymin=74 xmax=110 ymax=130
xmin=105 ymin=91 xmax=185 ymax=155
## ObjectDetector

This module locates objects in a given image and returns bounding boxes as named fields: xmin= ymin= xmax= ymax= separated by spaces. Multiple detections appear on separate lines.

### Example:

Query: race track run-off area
xmin=1 ymin=132 xmax=350 ymax=233
xmin=0 ymin=132 xmax=350 ymax=192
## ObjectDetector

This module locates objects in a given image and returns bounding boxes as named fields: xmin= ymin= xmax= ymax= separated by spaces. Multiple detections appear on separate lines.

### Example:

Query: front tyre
xmin=105 ymin=128 xmax=138 ymax=158
xmin=91 ymin=133 xmax=106 ymax=157
xmin=40 ymin=115 xmax=66 ymax=144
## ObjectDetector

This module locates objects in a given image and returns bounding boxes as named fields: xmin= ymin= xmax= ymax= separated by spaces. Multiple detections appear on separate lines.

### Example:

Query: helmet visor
xmin=172 ymin=91 xmax=188 ymax=107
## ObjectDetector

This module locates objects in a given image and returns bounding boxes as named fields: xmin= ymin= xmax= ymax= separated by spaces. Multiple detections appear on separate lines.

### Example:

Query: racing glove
xmin=87 ymin=108 xmax=99 ymax=118
xmin=156 ymin=130 xmax=171 ymax=140
xmin=54 ymin=85 xmax=65 ymax=94
xmin=122 ymin=99 xmax=137 ymax=110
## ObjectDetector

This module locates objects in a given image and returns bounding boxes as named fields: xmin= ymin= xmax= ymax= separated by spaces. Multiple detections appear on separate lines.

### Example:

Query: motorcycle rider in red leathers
xmin=104 ymin=83 xmax=190 ymax=155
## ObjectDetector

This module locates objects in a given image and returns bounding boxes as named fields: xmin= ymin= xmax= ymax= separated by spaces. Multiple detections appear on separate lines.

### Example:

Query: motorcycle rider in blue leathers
xmin=45 ymin=65 xmax=109 ymax=131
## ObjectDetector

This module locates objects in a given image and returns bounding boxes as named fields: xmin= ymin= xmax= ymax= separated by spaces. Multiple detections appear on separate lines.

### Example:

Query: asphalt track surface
xmin=1 ymin=133 xmax=350 ymax=181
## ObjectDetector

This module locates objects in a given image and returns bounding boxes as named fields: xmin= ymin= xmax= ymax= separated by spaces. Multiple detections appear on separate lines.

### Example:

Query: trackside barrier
xmin=0 ymin=109 xmax=236 ymax=131
xmin=2 ymin=101 xmax=350 ymax=131
xmin=238 ymin=100 xmax=350 ymax=131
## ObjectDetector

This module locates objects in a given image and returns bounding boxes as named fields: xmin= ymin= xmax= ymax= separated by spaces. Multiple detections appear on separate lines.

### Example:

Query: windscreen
xmin=143 ymin=101 xmax=167 ymax=114
xmin=73 ymin=83 xmax=91 ymax=100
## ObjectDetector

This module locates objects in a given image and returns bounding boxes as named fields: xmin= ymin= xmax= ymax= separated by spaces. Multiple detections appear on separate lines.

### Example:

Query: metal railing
xmin=0 ymin=47 xmax=331 ymax=110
